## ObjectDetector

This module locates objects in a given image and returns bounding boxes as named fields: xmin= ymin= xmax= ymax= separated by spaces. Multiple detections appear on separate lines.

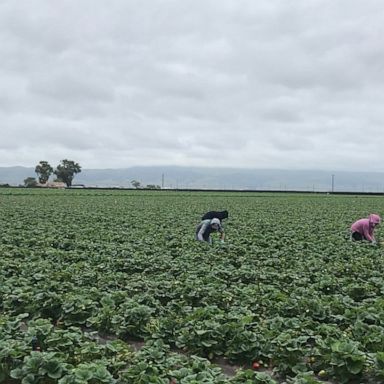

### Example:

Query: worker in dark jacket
xmin=195 ymin=218 xmax=225 ymax=244
xmin=201 ymin=210 xmax=229 ymax=222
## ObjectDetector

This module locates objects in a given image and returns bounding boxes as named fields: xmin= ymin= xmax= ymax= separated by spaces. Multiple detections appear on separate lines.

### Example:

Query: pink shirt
xmin=351 ymin=219 xmax=375 ymax=241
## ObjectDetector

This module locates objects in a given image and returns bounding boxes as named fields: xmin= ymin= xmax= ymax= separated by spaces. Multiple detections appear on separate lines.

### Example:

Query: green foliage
xmin=318 ymin=339 xmax=367 ymax=383
xmin=131 ymin=180 xmax=141 ymax=189
xmin=24 ymin=177 xmax=37 ymax=187
xmin=286 ymin=372 xmax=322 ymax=384
xmin=54 ymin=159 xmax=81 ymax=187
xmin=35 ymin=161 xmax=54 ymax=184
xmin=111 ymin=299 xmax=154 ymax=339
xmin=175 ymin=306 xmax=226 ymax=357
xmin=58 ymin=363 xmax=116 ymax=384
xmin=2 ymin=189 xmax=384 ymax=382
xmin=10 ymin=352 xmax=67 ymax=382
xmin=121 ymin=340 xmax=226 ymax=384
xmin=375 ymin=352 xmax=384 ymax=379
xmin=230 ymin=370 xmax=277 ymax=383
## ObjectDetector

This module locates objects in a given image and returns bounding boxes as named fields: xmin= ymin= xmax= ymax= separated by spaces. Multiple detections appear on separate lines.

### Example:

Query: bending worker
xmin=196 ymin=218 xmax=225 ymax=244
xmin=350 ymin=213 xmax=381 ymax=245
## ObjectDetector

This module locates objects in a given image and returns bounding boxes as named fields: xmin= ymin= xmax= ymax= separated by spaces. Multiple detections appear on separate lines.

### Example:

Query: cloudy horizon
xmin=1 ymin=0 xmax=384 ymax=172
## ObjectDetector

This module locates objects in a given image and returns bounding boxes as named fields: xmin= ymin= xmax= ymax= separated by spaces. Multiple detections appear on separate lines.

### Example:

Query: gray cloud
xmin=1 ymin=0 xmax=384 ymax=171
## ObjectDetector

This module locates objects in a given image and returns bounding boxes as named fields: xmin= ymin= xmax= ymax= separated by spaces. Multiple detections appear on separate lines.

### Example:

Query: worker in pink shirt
xmin=350 ymin=214 xmax=381 ymax=244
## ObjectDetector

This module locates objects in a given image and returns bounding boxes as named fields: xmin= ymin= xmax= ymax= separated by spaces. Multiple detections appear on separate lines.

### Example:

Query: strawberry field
xmin=1 ymin=188 xmax=384 ymax=383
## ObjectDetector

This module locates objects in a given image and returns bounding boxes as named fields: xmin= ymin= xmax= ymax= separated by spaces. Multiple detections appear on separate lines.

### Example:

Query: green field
xmin=1 ymin=188 xmax=384 ymax=383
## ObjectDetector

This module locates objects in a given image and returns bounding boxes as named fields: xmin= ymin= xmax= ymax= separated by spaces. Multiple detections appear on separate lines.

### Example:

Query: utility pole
xmin=331 ymin=174 xmax=335 ymax=193
xmin=161 ymin=173 xmax=164 ymax=189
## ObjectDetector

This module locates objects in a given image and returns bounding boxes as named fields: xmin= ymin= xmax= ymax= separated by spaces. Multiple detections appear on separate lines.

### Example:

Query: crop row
xmin=1 ymin=189 xmax=384 ymax=383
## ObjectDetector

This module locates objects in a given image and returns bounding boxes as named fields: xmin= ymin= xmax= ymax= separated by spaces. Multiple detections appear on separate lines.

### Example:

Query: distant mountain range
xmin=1 ymin=166 xmax=384 ymax=192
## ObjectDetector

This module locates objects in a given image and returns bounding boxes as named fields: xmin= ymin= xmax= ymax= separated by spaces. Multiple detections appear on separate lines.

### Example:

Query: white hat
xmin=211 ymin=218 xmax=220 ymax=226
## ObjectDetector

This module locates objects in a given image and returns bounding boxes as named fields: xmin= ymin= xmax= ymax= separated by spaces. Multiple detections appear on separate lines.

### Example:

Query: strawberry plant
xmin=229 ymin=370 xmax=277 ymax=383
xmin=10 ymin=351 xmax=67 ymax=383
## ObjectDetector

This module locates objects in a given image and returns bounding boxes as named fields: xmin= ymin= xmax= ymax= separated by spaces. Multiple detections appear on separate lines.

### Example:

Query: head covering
xmin=369 ymin=214 xmax=381 ymax=225
xmin=210 ymin=218 xmax=221 ymax=226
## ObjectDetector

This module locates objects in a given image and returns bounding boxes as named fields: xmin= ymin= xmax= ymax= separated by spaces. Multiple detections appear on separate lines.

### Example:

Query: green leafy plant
xmin=230 ymin=370 xmax=277 ymax=384
xmin=324 ymin=340 xmax=367 ymax=383
xmin=10 ymin=352 xmax=67 ymax=383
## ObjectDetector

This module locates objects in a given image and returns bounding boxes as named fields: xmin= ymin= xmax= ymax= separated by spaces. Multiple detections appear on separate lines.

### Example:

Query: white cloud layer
xmin=1 ymin=0 xmax=384 ymax=170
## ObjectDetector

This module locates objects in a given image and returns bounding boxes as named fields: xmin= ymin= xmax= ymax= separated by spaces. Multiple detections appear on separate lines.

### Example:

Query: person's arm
xmin=369 ymin=227 xmax=377 ymax=244
xmin=197 ymin=222 xmax=209 ymax=241
xmin=363 ymin=222 xmax=374 ymax=242
xmin=218 ymin=226 xmax=225 ymax=242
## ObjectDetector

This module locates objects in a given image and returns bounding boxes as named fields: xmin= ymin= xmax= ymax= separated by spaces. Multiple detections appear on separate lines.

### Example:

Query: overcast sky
xmin=1 ymin=0 xmax=384 ymax=171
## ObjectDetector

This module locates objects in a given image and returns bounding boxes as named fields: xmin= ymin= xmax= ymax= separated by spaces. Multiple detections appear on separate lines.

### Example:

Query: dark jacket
xmin=201 ymin=210 xmax=229 ymax=221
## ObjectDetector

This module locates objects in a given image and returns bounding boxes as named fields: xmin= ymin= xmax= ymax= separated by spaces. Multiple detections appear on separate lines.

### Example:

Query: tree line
xmin=130 ymin=180 xmax=161 ymax=189
xmin=24 ymin=162 xmax=162 ymax=189
xmin=24 ymin=160 xmax=81 ymax=188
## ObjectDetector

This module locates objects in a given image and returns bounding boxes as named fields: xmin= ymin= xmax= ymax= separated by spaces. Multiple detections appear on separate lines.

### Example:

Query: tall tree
xmin=35 ymin=161 xmax=53 ymax=184
xmin=54 ymin=159 xmax=82 ymax=187
xmin=131 ymin=180 xmax=141 ymax=189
